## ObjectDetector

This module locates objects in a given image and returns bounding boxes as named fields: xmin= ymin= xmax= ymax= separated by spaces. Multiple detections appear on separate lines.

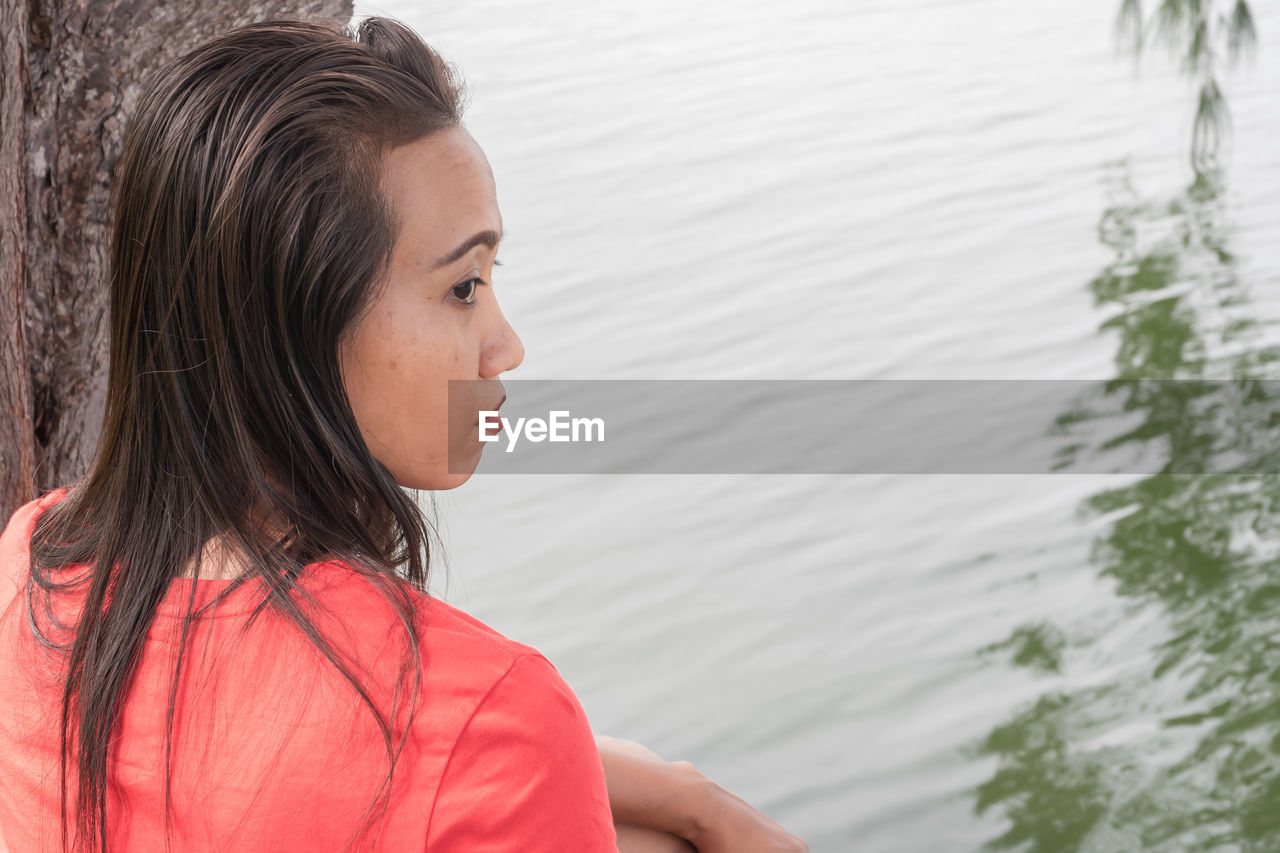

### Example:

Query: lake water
xmin=352 ymin=0 xmax=1280 ymax=849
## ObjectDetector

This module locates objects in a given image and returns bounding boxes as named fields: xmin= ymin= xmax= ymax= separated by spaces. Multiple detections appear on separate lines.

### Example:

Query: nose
xmin=480 ymin=299 xmax=524 ymax=379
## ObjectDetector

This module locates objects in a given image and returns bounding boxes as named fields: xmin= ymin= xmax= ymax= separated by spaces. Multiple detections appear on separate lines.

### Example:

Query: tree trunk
xmin=0 ymin=0 xmax=353 ymax=521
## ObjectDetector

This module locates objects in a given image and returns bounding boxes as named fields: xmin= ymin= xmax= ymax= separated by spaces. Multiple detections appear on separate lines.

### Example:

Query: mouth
xmin=479 ymin=395 xmax=506 ymax=432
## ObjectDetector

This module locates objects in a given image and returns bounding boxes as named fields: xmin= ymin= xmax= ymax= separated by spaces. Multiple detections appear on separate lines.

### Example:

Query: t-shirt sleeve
xmin=424 ymin=652 xmax=619 ymax=852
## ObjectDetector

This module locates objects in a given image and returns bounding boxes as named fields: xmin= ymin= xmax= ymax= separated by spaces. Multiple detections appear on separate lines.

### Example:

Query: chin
xmin=392 ymin=462 xmax=478 ymax=491
xmin=428 ymin=471 xmax=475 ymax=491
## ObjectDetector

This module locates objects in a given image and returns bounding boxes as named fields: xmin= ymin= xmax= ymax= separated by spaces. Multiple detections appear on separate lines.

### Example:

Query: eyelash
xmin=452 ymin=258 xmax=503 ymax=306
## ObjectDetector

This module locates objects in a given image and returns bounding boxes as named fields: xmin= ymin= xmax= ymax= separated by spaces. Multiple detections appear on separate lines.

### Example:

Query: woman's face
xmin=339 ymin=125 xmax=524 ymax=490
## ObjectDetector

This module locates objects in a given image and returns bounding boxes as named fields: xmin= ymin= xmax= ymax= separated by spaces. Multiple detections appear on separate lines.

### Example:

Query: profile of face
xmin=339 ymin=125 xmax=524 ymax=490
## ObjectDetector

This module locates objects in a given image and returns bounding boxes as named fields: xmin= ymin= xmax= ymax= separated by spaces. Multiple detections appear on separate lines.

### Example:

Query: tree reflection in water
xmin=1116 ymin=0 xmax=1256 ymax=172
xmin=976 ymin=159 xmax=1280 ymax=851
xmin=972 ymin=4 xmax=1277 ymax=848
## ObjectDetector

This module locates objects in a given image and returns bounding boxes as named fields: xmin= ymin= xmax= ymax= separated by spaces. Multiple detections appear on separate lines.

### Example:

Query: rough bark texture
xmin=0 ymin=0 xmax=354 ymax=521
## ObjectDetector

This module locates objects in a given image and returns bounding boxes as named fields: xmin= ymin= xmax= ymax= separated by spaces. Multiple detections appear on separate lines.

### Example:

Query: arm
xmin=595 ymin=736 xmax=808 ymax=853
xmin=597 ymin=736 xmax=702 ymax=840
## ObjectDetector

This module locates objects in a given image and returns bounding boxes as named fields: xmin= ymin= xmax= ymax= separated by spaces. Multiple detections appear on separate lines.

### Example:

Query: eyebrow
xmin=428 ymin=227 xmax=505 ymax=271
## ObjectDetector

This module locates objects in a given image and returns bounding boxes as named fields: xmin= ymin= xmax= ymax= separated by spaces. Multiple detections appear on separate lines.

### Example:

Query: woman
xmin=0 ymin=15 xmax=806 ymax=853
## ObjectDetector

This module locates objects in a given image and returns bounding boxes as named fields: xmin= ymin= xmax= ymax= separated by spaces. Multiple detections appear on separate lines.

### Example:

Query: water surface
xmin=352 ymin=0 xmax=1280 ymax=849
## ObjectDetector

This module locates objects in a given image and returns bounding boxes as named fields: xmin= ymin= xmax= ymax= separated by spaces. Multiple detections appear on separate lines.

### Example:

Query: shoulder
xmin=275 ymin=563 xmax=573 ymax=743
xmin=0 ymin=487 xmax=68 ymax=558
xmin=418 ymin=594 xmax=545 ymax=664
xmin=297 ymin=571 xmax=618 ymax=848
xmin=297 ymin=560 xmax=582 ymax=714
xmin=297 ymin=562 xmax=544 ymax=683
xmin=0 ymin=487 xmax=70 ymax=614
xmin=311 ymin=574 xmax=586 ymax=733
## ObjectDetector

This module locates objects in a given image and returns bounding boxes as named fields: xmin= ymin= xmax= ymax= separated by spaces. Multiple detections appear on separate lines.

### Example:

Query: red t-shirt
xmin=0 ymin=488 xmax=619 ymax=851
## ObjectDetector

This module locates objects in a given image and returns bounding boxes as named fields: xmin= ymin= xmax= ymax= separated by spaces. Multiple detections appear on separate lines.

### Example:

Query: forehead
xmin=380 ymin=127 xmax=502 ymax=252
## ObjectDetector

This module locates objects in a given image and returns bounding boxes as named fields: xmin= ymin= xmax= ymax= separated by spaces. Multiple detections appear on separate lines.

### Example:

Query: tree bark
xmin=0 ymin=0 xmax=353 ymax=521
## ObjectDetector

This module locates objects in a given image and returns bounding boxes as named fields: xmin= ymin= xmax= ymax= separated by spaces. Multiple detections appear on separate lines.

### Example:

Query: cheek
xmin=342 ymin=307 xmax=474 ymax=460
xmin=356 ymin=302 xmax=449 ymax=391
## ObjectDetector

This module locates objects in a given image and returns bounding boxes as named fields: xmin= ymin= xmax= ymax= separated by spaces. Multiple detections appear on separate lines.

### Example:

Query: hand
xmin=594 ymin=735 xmax=807 ymax=853
xmin=673 ymin=761 xmax=808 ymax=853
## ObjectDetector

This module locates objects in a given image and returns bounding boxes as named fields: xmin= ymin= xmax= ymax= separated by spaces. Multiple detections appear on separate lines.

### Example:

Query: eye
xmin=452 ymin=277 xmax=486 ymax=305
xmin=450 ymin=258 xmax=502 ymax=306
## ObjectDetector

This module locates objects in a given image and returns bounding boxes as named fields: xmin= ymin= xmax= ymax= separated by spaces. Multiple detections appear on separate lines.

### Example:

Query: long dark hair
xmin=25 ymin=16 xmax=466 ymax=852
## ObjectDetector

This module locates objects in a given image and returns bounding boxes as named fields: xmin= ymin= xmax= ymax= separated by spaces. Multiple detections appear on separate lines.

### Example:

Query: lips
xmin=480 ymin=395 xmax=506 ymax=431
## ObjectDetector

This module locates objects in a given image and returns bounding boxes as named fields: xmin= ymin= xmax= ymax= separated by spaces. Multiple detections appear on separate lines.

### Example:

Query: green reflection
xmin=978 ymin=163 xmax=1280 ymax=851
xmin=972 ymin=26 xmax=1280 ymax=842
xmin=1115 ymin=0 xmax=1256 ymax=172
xmin=979 ymin=623 xmax=1068 ymax=676
xmin=974 ymin=688 xmax=1131 ymax=852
